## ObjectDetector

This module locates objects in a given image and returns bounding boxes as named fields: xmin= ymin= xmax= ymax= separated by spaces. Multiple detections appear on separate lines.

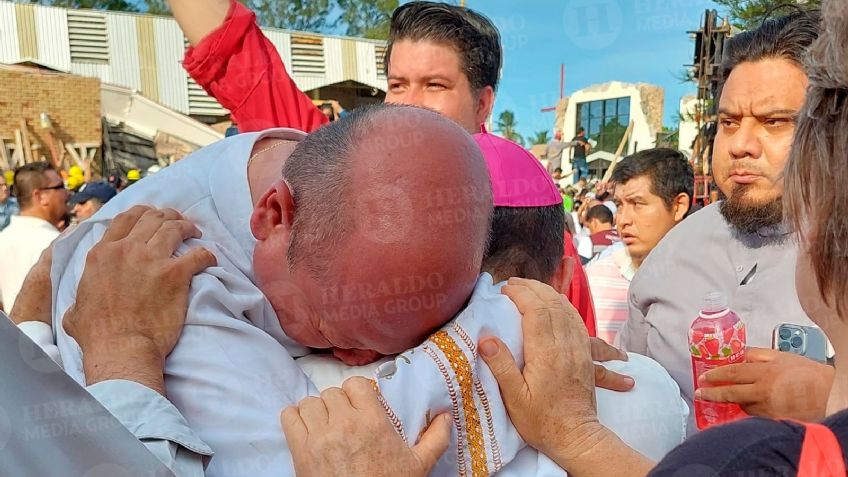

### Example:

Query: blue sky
xmin=460 ymin=0 xmax=721 ymax=140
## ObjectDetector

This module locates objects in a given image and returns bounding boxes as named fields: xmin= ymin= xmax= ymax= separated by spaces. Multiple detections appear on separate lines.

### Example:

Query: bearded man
xmin=619 ymin=10 xmax=835 ymax=434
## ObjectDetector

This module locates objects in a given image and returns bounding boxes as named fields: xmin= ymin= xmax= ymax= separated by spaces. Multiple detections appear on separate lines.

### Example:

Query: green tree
xmin=337 ymin=0 xmax=398 ymax=40
xmin=30 ymin=0 xmax=139 ymax=11
xmin=32 ymin=0 xmax=397 ymax=39
xmin=496 ymin=110 xmax=525 ymax=146
xmin=712 ymin=0 xmax=821 ymax=30
xmin=247 ymin=0 xmax=334 ymax=31
xmin=530 ymin=130 xmax=551 ymax=145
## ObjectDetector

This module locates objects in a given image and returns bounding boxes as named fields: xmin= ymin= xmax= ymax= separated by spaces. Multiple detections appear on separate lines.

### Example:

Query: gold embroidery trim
xmin=430 ymin=330 xmax=488 ymax=477
xmin=424 ymin=345 xmax=467 ymax=477
xmin=453 ymin=323 xmax=503 ymax=471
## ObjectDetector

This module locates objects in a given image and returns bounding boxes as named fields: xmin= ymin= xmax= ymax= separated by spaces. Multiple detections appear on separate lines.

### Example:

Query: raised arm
xmin=166 ymin=0 xmax=230 ymax=46
xmin=166 ymin=0 xmax=329 ymax=133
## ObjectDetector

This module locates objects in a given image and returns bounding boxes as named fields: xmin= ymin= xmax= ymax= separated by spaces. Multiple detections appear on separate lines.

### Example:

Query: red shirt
xmin=565 ymin=232 xmax=597 ymax=337
xmin=183 ymin=1 xmax=328 ymax=133
xmin=183 ymin=2 xmax=598 ymax=332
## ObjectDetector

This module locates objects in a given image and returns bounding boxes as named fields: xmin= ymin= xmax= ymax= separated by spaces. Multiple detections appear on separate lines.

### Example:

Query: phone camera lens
xmin=779 ymin=328 xmax=791 ymax=340
xmin=790 ymin=336 xmax=803 ymax=348
xmin=778 ymin=341 xmax=790 ymax=352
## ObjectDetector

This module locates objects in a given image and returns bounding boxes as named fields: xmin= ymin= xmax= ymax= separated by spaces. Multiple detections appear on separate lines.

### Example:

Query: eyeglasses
xmin=40 ymin=183 xmax=66 ymax=191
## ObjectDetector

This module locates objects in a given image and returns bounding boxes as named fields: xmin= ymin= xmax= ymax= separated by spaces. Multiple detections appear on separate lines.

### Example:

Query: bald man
xmin=41 ymin=104 xmax=492 ymax=476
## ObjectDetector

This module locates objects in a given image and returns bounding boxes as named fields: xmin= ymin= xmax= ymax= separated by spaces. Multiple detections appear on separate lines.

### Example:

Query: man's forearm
xmin=549 ymin=423 xmax=655 ymax=477
xmin=82 ymin=337 xmax=166 ymax=396
xmin=166 ymin=0 xmax=231 ymax=46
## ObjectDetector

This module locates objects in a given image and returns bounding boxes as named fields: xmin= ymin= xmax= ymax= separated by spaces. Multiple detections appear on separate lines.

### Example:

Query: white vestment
xmin=48 ymin=130 xmax=687 ymax=477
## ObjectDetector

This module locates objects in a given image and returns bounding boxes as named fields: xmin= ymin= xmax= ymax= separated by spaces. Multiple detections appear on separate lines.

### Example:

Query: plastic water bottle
xmin=689 ymin=292 xmax=748 ymax=429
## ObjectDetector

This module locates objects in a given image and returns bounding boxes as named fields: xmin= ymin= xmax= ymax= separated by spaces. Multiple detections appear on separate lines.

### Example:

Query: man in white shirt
xmin=0 ymin=162 xmax=68 ymax=311
xmin=49 ymin=105 xmax=494 ymax=476
xmin=28 ymin=106 xmax=687 ymax=476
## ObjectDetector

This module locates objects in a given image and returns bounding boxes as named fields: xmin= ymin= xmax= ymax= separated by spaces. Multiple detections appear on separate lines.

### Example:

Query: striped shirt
xmin=586 ymin=244 xmax=635 ymax=346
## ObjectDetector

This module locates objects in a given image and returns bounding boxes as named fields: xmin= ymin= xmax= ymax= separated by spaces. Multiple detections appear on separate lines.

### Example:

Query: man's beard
xmin=719 ymin=183 xmax=784 ymax=234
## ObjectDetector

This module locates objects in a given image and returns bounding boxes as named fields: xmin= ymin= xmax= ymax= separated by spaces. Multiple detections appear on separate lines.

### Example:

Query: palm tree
xmin=530 ymin=130 xmax=551 ymax=145
xmin=496 ymin=110 xmax=524 ymax=146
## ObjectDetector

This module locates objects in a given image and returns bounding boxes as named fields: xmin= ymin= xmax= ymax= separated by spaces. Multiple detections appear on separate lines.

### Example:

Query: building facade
xmin=0 ymin=1 xmax=388 ymax=124
xmin=552 ymin=81 xmax=664 ymax=180
xmin=678 ymin=94 xmax=700 ymax=158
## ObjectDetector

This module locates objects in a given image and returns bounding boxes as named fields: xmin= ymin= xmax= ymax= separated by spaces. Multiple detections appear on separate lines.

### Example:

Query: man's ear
xmin=551 ymin=255 xmax=575 ymax=295
xmin=672 ymin=193 xmax=691 ymax=223
xmin=250 ymin=180 xmax=295 ymax=240
xmin=476 ymin=86 xmax=495 ymax=126
xmin=33 ymin=189 xmax=46 ymax=208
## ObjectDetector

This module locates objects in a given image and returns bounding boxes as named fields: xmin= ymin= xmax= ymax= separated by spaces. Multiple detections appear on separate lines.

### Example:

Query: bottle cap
xmin=700 ymin=291 xmax=728 ymax=315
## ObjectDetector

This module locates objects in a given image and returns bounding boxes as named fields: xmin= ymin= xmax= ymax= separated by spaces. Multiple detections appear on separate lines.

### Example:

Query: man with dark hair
xmin=164 ymin=0 xmax=600 ymax=333
xmin=167 ymin=0 xmax=498 ymax=134
xmin=621 ymin=11 xmax=835 ymax=431
xmin=571 ymin=126 xmax=591 ymax=184
xmin=581 ymin=204 xmax=618 ymax=263
xmin=0 ymin=162 xmax=67 ymax=311
xmin=586 ymin=148 xmax=692 ymax=345
xmin=69 ymin=181 xmax=117 ymax=222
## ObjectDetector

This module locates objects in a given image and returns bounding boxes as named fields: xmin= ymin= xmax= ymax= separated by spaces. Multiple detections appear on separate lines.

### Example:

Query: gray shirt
xmin=620 ymin=203 xmax=813 ymax=435
xmin=545 ymin=140 xmax=578 ymax=172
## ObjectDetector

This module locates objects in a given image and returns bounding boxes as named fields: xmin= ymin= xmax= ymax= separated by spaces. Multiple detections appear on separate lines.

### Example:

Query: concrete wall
xmin=0 ymin=67 xmax=101 ymax=150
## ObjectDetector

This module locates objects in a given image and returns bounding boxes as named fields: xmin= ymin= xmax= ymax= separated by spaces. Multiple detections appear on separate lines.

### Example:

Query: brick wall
xmin=0 ymin=68 xmax=101 ymax=159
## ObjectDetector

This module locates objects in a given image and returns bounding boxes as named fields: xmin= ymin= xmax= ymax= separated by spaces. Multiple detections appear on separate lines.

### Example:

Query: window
xmin=290 ymin=34 xmax=326 ymax=75
xmin=67 ymin=10 xmax=109 ymax=64
xmin=575 ymin=97 xmax=630 ymax=154
xmin=375 ymin=44 xmax=387 ymax=78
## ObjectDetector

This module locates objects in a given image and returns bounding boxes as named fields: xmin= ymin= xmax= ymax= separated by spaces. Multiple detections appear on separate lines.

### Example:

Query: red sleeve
xmin=564 ymin=232 xmax=597 ymax=337
xmin=182 ymin=1 xmax=329 ymax=133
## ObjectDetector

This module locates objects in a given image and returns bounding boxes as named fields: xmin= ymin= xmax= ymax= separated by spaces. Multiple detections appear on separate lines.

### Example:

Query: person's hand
xmin=328 ymin=99 xmax=345 ymax=116
xmin=63 ymin=206 xmax=217 ymax=394
xmin=478 ymin=277 xmax=599 ymax=460
xmin=281 ymin=376 xmax=451 ymax=477
xmin=550 ymin=257 xmax=633 ymax=392
xmin=590 ymin=337 xmax=634 ymax=392
xmin=9 ymin=244 xmax=54 ymax=325
xmin=696 ymin=347 xmax=834 ymax=421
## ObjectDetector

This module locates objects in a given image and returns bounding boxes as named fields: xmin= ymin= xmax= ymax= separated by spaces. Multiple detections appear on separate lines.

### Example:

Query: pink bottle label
xmin=689 ymin=310 xmax=748 ymax=430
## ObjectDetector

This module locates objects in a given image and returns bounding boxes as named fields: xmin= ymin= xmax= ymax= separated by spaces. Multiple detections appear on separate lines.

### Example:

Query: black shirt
xmin=572 ymin=135 xmax=588 ymax=159
xmin=649 ymin=409 xmax=848 ymax=476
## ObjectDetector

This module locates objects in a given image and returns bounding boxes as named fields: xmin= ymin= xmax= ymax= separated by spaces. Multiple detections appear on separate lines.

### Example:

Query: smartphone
xmin=772 ymin=323 xmax=832 ymax=364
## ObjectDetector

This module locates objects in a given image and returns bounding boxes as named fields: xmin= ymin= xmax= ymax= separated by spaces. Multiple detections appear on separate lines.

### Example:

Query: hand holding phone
xmin=772 ymin=323 xmax=832 ymax=364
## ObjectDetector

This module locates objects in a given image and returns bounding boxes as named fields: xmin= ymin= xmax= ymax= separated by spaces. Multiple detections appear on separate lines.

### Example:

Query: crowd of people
xmin=3 ymin=0 xmax=848 ymax=476
xmin=0 ymin=164 xmax=144 ymax=312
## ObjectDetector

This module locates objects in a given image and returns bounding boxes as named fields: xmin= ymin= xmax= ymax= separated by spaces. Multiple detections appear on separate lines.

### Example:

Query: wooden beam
xmin=18 ymin=120 xmax=33 ymax=164
xmin=65 ymin=143 xmax=82 ymax=165
xmin=0 ymin=140 xmax=9 ymax=171
xmin=14 ymin=130 xmax=25 ymax=167
xmin=602 ymin=120 xmax=636 ymax=183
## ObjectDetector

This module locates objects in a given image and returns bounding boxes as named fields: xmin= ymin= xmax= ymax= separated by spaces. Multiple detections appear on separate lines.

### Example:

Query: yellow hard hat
xmin=69 ymin=165 xmax=83 ymax=177
xmin=4 ymin=170 xmax=13 ymax=186
xmin=67 ymin=175 xmax=85 ymax=191
xmin=127 ymin=169 xmax=141 ymax=181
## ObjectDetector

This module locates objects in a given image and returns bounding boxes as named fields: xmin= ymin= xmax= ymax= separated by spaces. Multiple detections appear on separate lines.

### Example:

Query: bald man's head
xmin=252 ymin=104 xmax=492 ymax=363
